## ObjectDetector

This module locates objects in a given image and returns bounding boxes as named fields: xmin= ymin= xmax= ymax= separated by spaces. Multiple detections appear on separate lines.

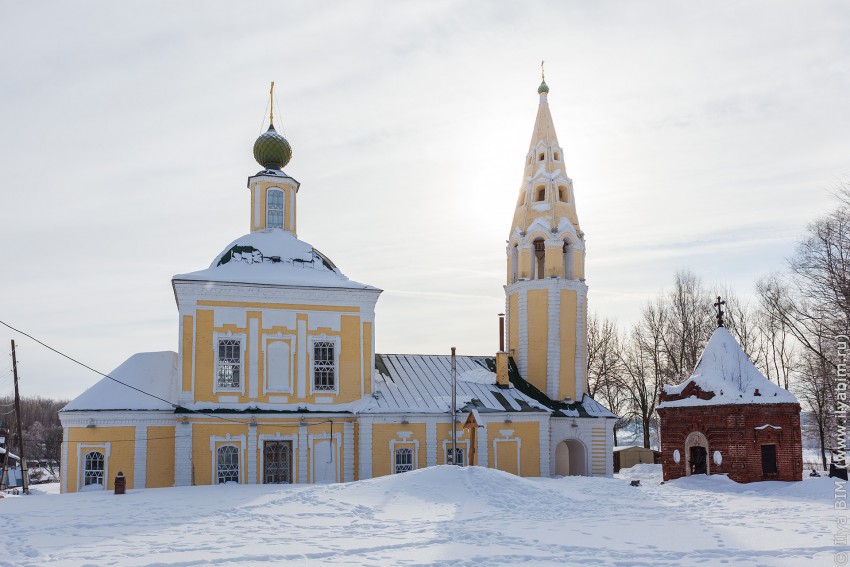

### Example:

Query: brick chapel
xmin=657 ymin=304 xmax=803 ymax=483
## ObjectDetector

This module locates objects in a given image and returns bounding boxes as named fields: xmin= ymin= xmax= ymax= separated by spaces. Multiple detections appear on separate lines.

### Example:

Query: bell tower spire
xmin=504 ymin=75 xmax=588 ymax=404
xmin=247 ymin=82 xmax=300 ymax=235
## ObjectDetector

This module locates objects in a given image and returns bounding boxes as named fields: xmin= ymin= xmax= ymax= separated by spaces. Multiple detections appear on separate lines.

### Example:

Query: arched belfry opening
xmin=533 ymin=239 xmax=545 ymax=279
xmin=563 ymin=240 xmax=573 ymax=280
xmin=555 ymin=439 xmax=588 ymax=476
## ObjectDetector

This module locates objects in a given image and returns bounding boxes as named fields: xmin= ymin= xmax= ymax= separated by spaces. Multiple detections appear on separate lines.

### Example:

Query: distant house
xmin=613 ymin=446 xmax=660 ymax=472
xmin=0 ymin=447 xmax=23 ymax=488
xmin=657 ymin=326 xmax=802 ymax=483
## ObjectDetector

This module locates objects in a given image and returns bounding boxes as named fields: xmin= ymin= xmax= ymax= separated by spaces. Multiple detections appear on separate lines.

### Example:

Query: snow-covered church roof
xmin=173 ymin=229 xmax=377 ymax=290
xmin=61 ymin=352 xmax=178 ymax=411
xmin=658 ymin=327 xmax=798 ymax=408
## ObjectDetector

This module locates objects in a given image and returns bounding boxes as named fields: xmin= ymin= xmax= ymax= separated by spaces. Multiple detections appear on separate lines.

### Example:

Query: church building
xmin=58 ymin=79 xmax=616 ymax=493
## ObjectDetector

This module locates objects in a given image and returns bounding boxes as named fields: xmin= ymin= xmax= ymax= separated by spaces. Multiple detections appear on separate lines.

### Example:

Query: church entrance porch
xmin=263 ymin=441 xmax=293 ymax=484
xmin=555 ymin=439 xmax=587 ymax=476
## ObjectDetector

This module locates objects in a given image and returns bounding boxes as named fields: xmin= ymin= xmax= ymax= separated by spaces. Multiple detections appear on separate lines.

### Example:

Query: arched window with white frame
xmin=217 ymin=445 xmax=240 ymax=484
xmin=83 ymin=450 xmax=105 ymax=487
xmin=266 ymin=188 xmax=284 ymax=229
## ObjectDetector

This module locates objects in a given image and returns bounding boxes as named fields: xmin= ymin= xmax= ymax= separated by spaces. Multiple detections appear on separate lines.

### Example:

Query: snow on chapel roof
xmin=62 ymin=352 xmax=178 ymax=411
xmin=172 ymin=229 xmax=377 ymax=290
xmin=658 ymin=327 xmax=798 ymax=408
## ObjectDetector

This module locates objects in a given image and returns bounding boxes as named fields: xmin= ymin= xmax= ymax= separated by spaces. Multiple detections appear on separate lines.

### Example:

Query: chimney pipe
xmin=498 ymin=313 xmax=505 ymax=352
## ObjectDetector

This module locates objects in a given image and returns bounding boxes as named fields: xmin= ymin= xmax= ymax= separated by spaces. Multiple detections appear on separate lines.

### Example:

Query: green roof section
xmin=537 ymin=80 xmax=549 ymax=94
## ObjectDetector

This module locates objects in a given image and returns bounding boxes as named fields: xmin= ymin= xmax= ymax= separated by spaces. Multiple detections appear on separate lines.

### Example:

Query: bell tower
xmin=505 ymin=75 xmax=588 ymax=403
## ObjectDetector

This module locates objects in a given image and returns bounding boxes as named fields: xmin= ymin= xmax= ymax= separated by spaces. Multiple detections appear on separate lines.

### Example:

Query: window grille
xmin=217 ymin=339 xmax=241 ymax=389
xmin=217 ymin=445 xmax=240 ymax=483
xmin=395 ymin=447 xmax=413 ymax=473
xmin=447 ymin=447 xmax=464 ymax=466
xmin=313 ymin=341 xmax=336 ymax=391
xmin=267 ymin=189 xmax=284 ymax=229
xmin=83 ymin=451 xmax=105 ymax=486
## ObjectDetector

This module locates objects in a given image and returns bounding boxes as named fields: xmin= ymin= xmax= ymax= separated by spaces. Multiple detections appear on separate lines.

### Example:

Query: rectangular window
xmin=217 ymin=338 xmax=242 ymax=389
xmin=447 ymin=447 xmax=464 ymax=466
xmin=395 ymin=447 xmax=414 ymax=474
xmin=313 ymin=341 xmax=336 ymax=391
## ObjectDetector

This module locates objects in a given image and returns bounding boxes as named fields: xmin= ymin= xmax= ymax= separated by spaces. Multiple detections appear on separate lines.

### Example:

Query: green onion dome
xmin=538 ymin=80 xmax=549 ymax=94
xmin=253 ymin=124 xmax=292 ymax=170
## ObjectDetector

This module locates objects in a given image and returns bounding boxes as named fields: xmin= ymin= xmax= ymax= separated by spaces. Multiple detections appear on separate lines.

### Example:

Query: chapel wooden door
xmin=689 ymin=446 xmax=707 ymax=475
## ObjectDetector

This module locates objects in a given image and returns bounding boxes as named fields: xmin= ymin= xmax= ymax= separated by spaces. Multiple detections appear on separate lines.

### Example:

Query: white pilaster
xmin=298 ymin=424 xmax=308 ymax=484
xmin=538 ymin=419 xmax=550 ymax=478
xmin=343 ymin=421 xmax=354 ymax=482
xmin=297 ymin=319 xmax=307 ymax=397
xmin=426 ymin=422 xmax=437 ymax=467
xmin=247 ymin=423 xmax=258 ymax=484
xmin=174 ymin=421 xmax=193 ymax=486
xmin=249 ymin=318 xmax=259 ymax=399
xmin=358 ymin=420 xmax=372 ymax=480
xmin=478 ymin=422 xmax=488 ymax=468
xmin=134 ymin=425 xmax=148 ymax=489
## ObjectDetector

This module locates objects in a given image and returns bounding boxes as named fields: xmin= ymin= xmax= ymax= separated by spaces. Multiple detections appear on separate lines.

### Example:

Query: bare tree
xmin=586 ymin=314 xmax=627 ymax=444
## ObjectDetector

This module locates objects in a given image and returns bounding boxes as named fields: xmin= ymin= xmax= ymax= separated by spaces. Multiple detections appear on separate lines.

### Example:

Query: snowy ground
xmin=0 ymin=466 xmax=842 ymax=566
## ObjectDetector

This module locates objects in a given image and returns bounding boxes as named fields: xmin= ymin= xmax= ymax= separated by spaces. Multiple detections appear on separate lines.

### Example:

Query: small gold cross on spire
xmin=541 ymin=60 xmax=545 ymax=82
xmin=269 ymin=81 xmax=275 ymax=126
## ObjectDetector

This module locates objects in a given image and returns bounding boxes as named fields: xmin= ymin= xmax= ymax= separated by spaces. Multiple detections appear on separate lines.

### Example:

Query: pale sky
xmin=1 ymin=1 xmax=848 ymax=399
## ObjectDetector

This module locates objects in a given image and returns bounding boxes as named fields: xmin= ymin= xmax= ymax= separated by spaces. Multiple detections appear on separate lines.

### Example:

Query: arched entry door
xmin=555 ymin=439 xmax=588 ymax=476
xmin=684 ymin=431 xmax=710 ymax=476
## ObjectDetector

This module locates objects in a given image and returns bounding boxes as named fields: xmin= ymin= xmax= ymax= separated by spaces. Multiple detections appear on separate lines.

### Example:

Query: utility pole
xmin=11 ymin=340 xmax=28 ymax=494
xmin=451 ymin=347 xmax=457 ymax=466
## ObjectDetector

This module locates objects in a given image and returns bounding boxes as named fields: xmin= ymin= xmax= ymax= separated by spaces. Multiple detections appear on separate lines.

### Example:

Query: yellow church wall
xmin=544 ymin=246 xmax=563 ymax=279
xmin=362 ymin=322 xmax=372 ymax=395
xmin=559 ymin=289 xmax=578 ymax=401
xmin=194 ymin=309 xmax=215 ymax=402
xmin=255 ymin=421 xmax=302 ymax=484
xmin=181 ymin=315 xmax=193 ymax=394
xmin=191 ymin=422 xmax=249 ymax=485
xmin=526 ymin=290 xmax=548 ymax=394
xmin=487 ymin=421 xmax=540 ymax=477
xmin=338 ymin=315 xmax=362 ymax=403
xmin=146 ymin=426 xmax=175 ymax=488
xmin=66 ymin=426 xmax=136 ymax=492
xmin=190 ymin=303 xmax=364 ymax=406
xmin=508 ymin=293 xmax=519 ymax=360
xmin=436 ymin=423 xmax=471 ymax=465
xmin=370 ymin=423 xmax=426 ymax=478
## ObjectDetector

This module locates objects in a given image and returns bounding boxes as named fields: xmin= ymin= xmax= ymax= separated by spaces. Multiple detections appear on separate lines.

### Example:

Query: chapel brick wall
xmin=657 ymin=403 xmax=802 ymax=483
